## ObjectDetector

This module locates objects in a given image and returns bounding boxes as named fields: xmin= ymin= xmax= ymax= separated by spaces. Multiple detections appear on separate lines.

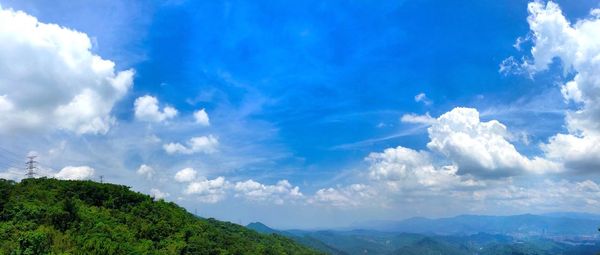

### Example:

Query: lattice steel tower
xmin=25 ymin=155 xmax=37 ymax=178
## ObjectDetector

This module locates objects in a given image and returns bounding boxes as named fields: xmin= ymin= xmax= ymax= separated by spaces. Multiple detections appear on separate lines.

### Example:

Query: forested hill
xmin=0 ymin=178 xmax=321 ymax=254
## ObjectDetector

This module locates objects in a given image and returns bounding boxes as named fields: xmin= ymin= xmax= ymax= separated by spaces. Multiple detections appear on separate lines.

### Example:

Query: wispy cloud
xmin=330 ymin=125 xmax=428 ymax=150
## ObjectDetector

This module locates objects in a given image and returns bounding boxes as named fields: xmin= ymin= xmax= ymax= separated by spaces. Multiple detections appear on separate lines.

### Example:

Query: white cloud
xmin=233 ymin=179 xmax=303 ymax=205
xmin=0 ymin=166 xmax=54 ymax=181
xmin=499 ymin=56 xmax=527 ymax=75
xmin=149 ymin=188 xmax=169 ymax=200
xmin=0 ymin=95 xmax=14 ymax=112
xmin=414 ymin=92 xmax=432 ymax=105
xmin=522 ymin=1 xmax=600 ymax=171
xmin=175 ymin=175 xmax=304 ymax=205
xmin=0 ymin=167 xmax=24 ymax=181
xmin=513 ymin=34 xmax=530 ymax=51
xmin=316 ymin=157 xmax=600 ymax=211
xmin=0 ymin=6 xmax=133 ymax=134
xmin=524 ymin=1 xmax=578 ymax=74
xmin=55 ymin=166 xmax=95 ymax=180
xmin=194 ymin=108 xmax=210 ymax=126
xmin=184 ymin=176 xmax=228 ymax=203
xmin=310 ymin=184 xmax=377 ymax=207
xmin=311 ymin=166 xmax=600 ymax=211
xmin=163 ymin=143 xmax=189 ymax=155
xmin=401 ymin=112 xmax=435 ymax=125
xmin=427 ymin=107 xmax=559 ymax=177
xmin=134 ymin=95 xmax=178 ymax=123
xmin=174 ymin=167 xmax=197 ymax=183
xmin=366 ymin=146 xmax=477 ymax=191
xmin=145 ymin=134 xmax=162 ymax=143
xmin=0 ymin=165 xmax=59 ymax=181
xmin=313 ymin=106 xmax=563 ymax=208
xmin=542 ymin=134 xmax=600 ymax=171
xmin=136 ymin=164 xmax=154 ymax=180
xmin=471 ymin=179 xmax=600 ymax=211
xmin=163 ymin=135 xmax=219 ymax=155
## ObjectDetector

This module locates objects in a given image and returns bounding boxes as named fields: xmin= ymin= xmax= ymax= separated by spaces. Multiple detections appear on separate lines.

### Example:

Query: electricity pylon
xmin=25 ymin=156 xmax=37 ymax=178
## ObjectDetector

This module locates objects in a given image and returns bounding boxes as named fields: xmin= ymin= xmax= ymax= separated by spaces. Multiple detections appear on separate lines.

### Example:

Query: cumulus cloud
xmin=55 ymin=166 xmax=95 ymax=180
xmin=174 ymin=172 xmax=305 ymax=205
xmin=233 ymin=179 xmax=303 ymax=205
xmin=149 ymin=188 xmax=169 ymax=200
xmin=542 ymin=133 xmax=600 ymax=171
xmin=317 ymin=167 xmax=600 ymax=211
xmin=163 ymin=135 xmax=219 ymax=155
xmin=0 ymin=6 xmax=133 ymax=134
xmin=311 ymin=2 xmax=600 ymax=210
xmin=401 ymin=112 xmax=436 ymax=125
xmin=136 ymin=164 xmax=154 ymax=180
xmin=174 ymin=167 xmax=197 ymax=183
xmin=314 ymin=106 xmax=564 ymax=208
xmin=173 ymin=168 xmax=228 ymax=203
xmin=366 ymin=146 xmax=478 ymax=191
xmin=194 ymin=108 xmax=210 ymax=126
xmin=134 ymin=95 xmax=177 ymax=122
xmin=312 ymin=170 xmax=600 ymax=210
xmin=427 ymin=107 xmax=559 ymax=177
xmin=184 ymin=177 xmax=228 ymax=203
xmin=521 ymin=1 xmax=600 ymax=172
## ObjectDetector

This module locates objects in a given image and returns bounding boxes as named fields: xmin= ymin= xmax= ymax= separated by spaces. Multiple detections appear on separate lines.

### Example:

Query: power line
xmin=0 ymin=162 xmax=20 ymax=170
xmin=0 ymin=147 xmax=28 ymax=172
xmin=0 ymin=152 xmax=22 ymax=162
xmin=0 ymin=149 xmax=24 ymax=166
xmin=0 ymin=146 xmax=24 ymax=161
xmin=0 ymin=158 xmax=23 ymax=170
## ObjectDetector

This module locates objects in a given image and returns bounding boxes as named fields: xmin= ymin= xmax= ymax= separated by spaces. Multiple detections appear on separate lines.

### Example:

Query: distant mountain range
xmin=352 ymin=213 xmax=600 ymax=236
xmin=247 ymin=222 xmax=346 ymax=255
xmin=248 ymin=213 xmax=600 ymax=255
xmin=542 ymin=212 xmax=600 ymax=221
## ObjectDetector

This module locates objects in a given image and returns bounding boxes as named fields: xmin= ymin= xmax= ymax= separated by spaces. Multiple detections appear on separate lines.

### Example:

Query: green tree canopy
xmin=0 ymin=178 xmax=321 ymax=255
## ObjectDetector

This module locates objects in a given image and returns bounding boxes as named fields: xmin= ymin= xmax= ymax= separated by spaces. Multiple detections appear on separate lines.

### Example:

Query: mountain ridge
xmin=250 ymin=221 xmax=600 ymax=255
xmin=0 ymin=178 xmax=321 ymax=254
xmin=350 ymin=213 xmax=600 ymax=236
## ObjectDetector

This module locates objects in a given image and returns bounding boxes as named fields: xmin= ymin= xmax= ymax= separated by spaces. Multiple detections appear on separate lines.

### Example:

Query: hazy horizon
xmin=1 ymin=0 xmax=600 ymax=229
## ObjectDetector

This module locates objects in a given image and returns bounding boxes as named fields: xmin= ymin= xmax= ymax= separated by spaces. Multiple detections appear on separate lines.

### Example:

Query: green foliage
xmin=0 ymin=178 xmax=321 ymax=255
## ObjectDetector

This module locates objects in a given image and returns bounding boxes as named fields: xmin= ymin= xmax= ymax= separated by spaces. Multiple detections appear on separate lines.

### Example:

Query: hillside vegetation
xmin=0 ymin=178 xmax=321 ymax=255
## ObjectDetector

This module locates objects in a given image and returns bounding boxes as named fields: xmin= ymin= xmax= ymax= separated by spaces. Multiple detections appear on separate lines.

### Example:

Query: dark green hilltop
xmin=0 ymin=178 xmax=322 ymax=254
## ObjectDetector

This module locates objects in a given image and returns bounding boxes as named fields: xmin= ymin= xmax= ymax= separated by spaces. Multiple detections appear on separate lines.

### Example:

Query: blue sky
xmin=1 ymin=0 xmax=600 ymax=228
